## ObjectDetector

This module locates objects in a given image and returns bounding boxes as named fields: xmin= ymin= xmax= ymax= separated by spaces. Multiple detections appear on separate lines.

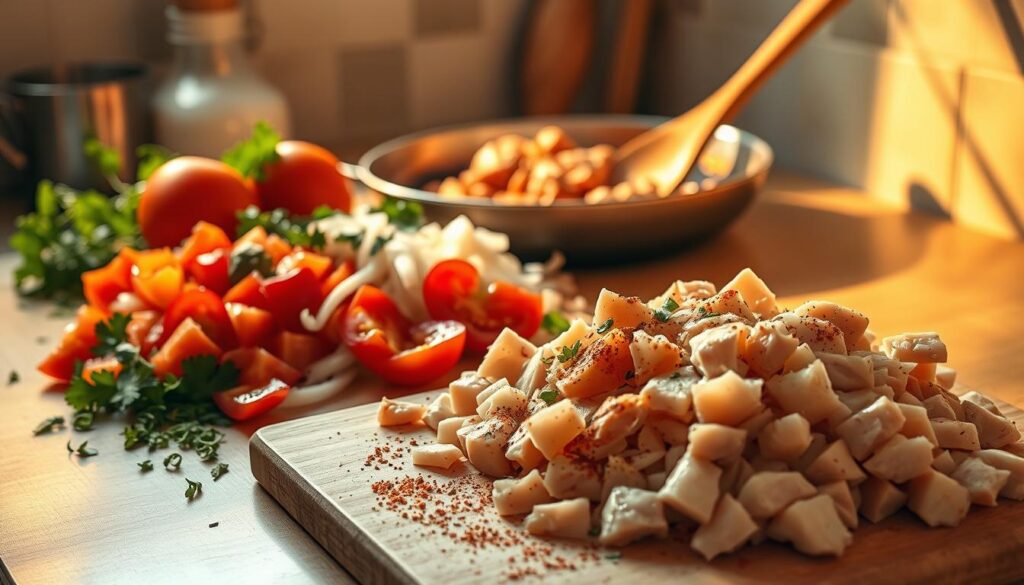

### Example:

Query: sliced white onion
xmin=304 ymin=347 xmax=356 ymax=385
xmin=280 ymin=369 xmax=358 ymax=408
xmin=301 ymin=257 xmax=386 ymax=332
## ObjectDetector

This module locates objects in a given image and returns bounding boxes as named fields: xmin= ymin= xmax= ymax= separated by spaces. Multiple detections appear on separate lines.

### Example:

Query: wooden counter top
xmin=1 ymin=172 xmax=1022 ymax=584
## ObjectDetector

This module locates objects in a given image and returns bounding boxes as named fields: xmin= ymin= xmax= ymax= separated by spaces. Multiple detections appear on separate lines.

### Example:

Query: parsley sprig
xmin=653 ymin=298 xmax=680 ymax=322
xmin=33 ymin=416 xmax=65 ymax=436
xmin=236 ymin=205 xmax=335 ymax=250
xmin=185 ymin=478 xmax=203 ymax=500
xmin=541 ymin=311 xmax=571 ymax=336
xmin=221 ymin=122 xmax=280 ymax=181
xmin=537 ymin=389 xmax=559 ymax=405
xmin=595 ymin=318 xmax=614 ymax=334
xmin=556 ymin=340 xmax=582 ymax=364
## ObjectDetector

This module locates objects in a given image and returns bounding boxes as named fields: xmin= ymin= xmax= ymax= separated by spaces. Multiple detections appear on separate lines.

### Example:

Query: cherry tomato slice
xmin=188 ymin=249 xmax=231 ymax=295
xmin=277 ymin=249 xmax=333 ymax=281
xmin=225 ymin=302 xmax=277 ymax=348
xmin=82 ymin=249 xmax=135 ymax=311
xmin=422 ymin=259 xmax=543 ymax=352
xmin=261 ymin=267 xmax=323 ymax=333
xmin=269 ymin=330 xmax=330 ymax=372
xmin=213 ymin=379 xmax=290 ymax=421
xmin=343 ymin=285 xmax=466 ymax=386
xmin=224 ymin=273 xmax=270 ymax=310
xmin=177 ymin=221 xmax=232 ymax=269
xmin=221 ymin=347 xmax=301 ymax=387
xmin=157 ymin=287 xmax=237 ymax=351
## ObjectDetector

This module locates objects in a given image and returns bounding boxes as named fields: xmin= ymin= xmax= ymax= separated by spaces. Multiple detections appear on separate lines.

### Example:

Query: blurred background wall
xmin=0 ymin=0 xmax=1021 ymax=239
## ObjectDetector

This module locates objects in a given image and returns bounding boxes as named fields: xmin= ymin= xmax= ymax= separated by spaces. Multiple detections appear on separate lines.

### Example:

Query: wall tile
xmin=0 ymin=0 xmax=53 ymax=79
xmin=832 ymin=0 xmax=890 ymax=46
xmin=337 ymin=44 xmax=410 ymax=145
xmin=414 ymin=0 xmax=481 ymax=37
xmin=48 ymin=0 xmax=140 ymax=63
xmin=257 ymin=0 xmax=411 ymax=52
xmin=259 ymin=50 xmax=340 ymax=145
xmin=954 ymin=67 xmax=1024 ymax=240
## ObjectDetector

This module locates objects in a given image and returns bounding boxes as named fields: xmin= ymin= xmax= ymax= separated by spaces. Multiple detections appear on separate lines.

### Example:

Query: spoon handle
xmin=716 ymin=0 xmax=849 ymax=121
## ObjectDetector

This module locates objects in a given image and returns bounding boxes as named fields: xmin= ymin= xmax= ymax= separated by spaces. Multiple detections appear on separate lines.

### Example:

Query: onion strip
xmin=301 ymin=257 xmax=386 ymax=332
xmin=280 ymin=369 xmax=358 ymax=408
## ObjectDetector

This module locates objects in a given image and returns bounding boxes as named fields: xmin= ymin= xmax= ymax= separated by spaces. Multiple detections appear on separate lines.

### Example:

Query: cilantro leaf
xmin=33 ymin=416 xmax=65 ymax=436
xmin=7 ymin=370 xmax=19 ymax=385
xmin=93 ymin=313 xmax=131 ymax=356
xmin=541 ymin=311 xmax=571 ymax=336
xmin=228 ymin=244 xmax=273 ymax=285
xmin=369 ymin=197 xmax=423 ymax=231
xmin=556 ymin=340 xmax=582 ymax=364
xmin=236 ymin=205 xmax=333 ymax=250
xmin=135 ymin=144 xmax=177 ymax=181
xmin=653 ymin=297 xmax=680 ymax=322
xmin=69 ymin=440 xmax=98 ymax=457
xmin=138 ymin=459 xmax=154 ymax=472
xmin=595 ymin=318 xmax=614 ymax=334
xmin=73 ymin=410 xmax=94 ymax=431
xmin=221 ymin=122 xmax=280 ymax=180
xmin=211 ymin=462 xmax=230 ymax=481
xmin=537 ymin=389 xmax=559 ymax=405
xmin=185 ymin=478 xmax=203 ymax=500
xmin=164 ymin=452 xmax=183 ymax=470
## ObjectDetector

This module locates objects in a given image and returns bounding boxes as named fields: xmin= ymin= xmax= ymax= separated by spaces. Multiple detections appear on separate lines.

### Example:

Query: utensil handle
xmin=716 ymin=0 xmax=849 ymax=121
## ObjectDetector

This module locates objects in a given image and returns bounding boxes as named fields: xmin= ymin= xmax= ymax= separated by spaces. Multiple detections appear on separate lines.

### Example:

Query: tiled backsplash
xmin=0 ymin=0 xmax=1021 ymax=239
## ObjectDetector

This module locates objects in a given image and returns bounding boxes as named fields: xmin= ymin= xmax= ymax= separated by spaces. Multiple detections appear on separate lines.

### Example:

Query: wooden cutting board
xmin=250 ymin=391 xmax=1024 ymax=585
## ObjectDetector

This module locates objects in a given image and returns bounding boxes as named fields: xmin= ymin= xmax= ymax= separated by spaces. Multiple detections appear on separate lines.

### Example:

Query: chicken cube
xmin=525 ymin=399 xmax=586 ymax=460
xmin=961 ymin=400 xmax=1020 ymax=448
xmin=437 ymin=415 xmax=477 ymax=446
xmin=589 ymin=394 xmax=648 ymax=444
xmin=691 ymin=494 xmax=758 ymax=561
xmin=599 ymin=487 xmax=669 ymax=546
xmin=951 ymin=457 xmax=1010 ymax=507
xmin=794 ymin=301 xmax=869 ymax=349
xmin=818 ymin=481 xmax=858 ymax=529
xmin=931 ymin=419 xmax=981 ymax=451
xmin=834 ymin=396 xmax=906 ymax=460
xmin=505 ymin=425 xmax=545 ymax=472
xmin=691 ymin=371 xmax=763 ymax=426
xmin=602 ymin=455 xmax=648 ymax=502
xmin=449 ymin=373 xmax=495 ymax=416
xmin=721 ymin=268 xmax=779 ymax=318
xmin=463 ymin=417 xmax=516 ymax=477
xmin=639 ymin=368 xmax=699 ymax=421
xmin=688 ymin=424 xmax=747 ymax=462
xmin=743 ymin=320 xmax=800 ymax=379
xmin=836 ymin=389 xmax=878 ymax=415
xmin=804 ymin=440 xmax=866 ymax=485
xmin=974 ymin=450 xmax=1024 ymax=500
xmin=737 ymin=471 xmax=817 ymax=519
xmin=664 ymin=443 xmax=687 ymax=474
xmin=477 ymin=328 xmax=537 ymax=384
xmin=689 ymin=323 xmax=751 ymax=378
xmin=816 ymin=352 xmax=874 ymax=391
xmin=906 ymin=469 xmax=970 ymax=527
xmin=594 ymin=288 xmax=654 ymax=329
xmin=858 ymin=476 xmax=907 ymax=523
xmin=544 ymin=454 xmax=602 ymax=501
xmin=556 ymin=328 xmax=634 ymax=399
xmin=880 ymin=332 xmax=947 ymax=363
xmin=524 ymin=498 xmax=591 ymax=539
xmin=493 ymin=469 xmax=554 ymax=515
xmin=922 ymin=394 xmax=958 ymax=421
xmin=767 ymin=495 xmax=852 ymax=557
xmin=658 ymin=453 xmax=722 ymax=523
xmin=771 ymin=313 xmax=847 ymax=355
xmin=765 ymin=360 xmax=847 ymax=426
xmin=783 ymin=343 xmax=817 ymax=374
xmin=935 ymin=365 xmax=957 ymax=390
xmin=423 ymin=393 xmax=455 ymax=431
xmin=897 ymin=403 xmax=939 ymax=446
xmin=647 ymin=414 xmax=690 ymax=446
xmin=719 ymin=458 xmax=756 ymax=496
xmin=758 ymin=413 xmax=812 ymax=462
xmin=476 ymin=384 xmax=528 ymax=421
xmin=932 ymin=450 xmax=958 ymax=475
xmin=629 ymin=330 xmax=683 ymax=386
xmin=411 ymin=444 xmax=464 ymax=470
xmin=377 ymin=397 xmax=427 ymax=427
xmin=515 ymin=350 xmax=549 ymax=395
xmin=862 ymin=435 xmax=934 ymax=483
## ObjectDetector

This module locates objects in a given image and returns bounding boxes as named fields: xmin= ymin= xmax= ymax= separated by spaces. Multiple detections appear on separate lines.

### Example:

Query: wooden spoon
xmin=612 ymin=0 xmax=849 ymax=196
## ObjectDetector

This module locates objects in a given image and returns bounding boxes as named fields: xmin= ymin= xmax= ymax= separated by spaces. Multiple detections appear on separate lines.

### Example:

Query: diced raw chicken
xmin=922 ymin=394 xmax=958 ymax=421
xmin=721 ymin=268 xmax=779 ymax=318
xmin=897 ymin=403 xmax=939 ymax=446
xmin=858 ymin=476 xmax=907 ymax=523
xmin=897 ymin=392 xmax=924 ymax=407
xmin=691 ymin=371 xmax=763 ymax=426
xmin=765 ymin=360 xmax=848 ymax=426
xmin=932 ymin=450 xmax=958 ymax=475
xmin=505 ymin=425 xmax=545 ymax=472
xmin=816 ymin=352 xmax=874 ymax=391
xmin=600 ymin=487 xmax=669 ymax=546
xmin=767 ymin=495 xmax=852 ymax=557
xmin=602 ymin=455 xmax=648 ymax=502
xmin=935 ymin=365 xmax=957 ymax=390
xmin=836 ymin=389 xmax=878 ymax=415
xmin=737 ymin=471 xmax=816 ymax=519
xmin=423 ymin=393 xmax=455 ymax=431
xmin=411 ymin=444 xmax=464 ymax=469
xmin=629 ymin=330 xmax=683 ymax=385
xmin=961 ymin=391 xmax=1002 ymax=415
xmin=783 ymin=343 xmax=817 ymax=374
xmin=377 ymin=397 xmax=427 ymax=427
xmin=758 ymin=413 xmax=812 ymax=461
xmin=931 ymin=419 xmax=981 ymax=451
xmin=688 ymin=424 xmax=747 ymax=462
xmin=804 ymin=440 xmax=866 ymax=485
xmin=524 ymin=498 xmax=591 ymax=539
xmin=658 ymin=453 xmax=722 ymax=523
xmin=794 ymin=301 xmax=869 ymax=349
xmin=818 ymin=481 xmax=858 ymax=529
xmin=961 ymin=399 xmax=1020 ymax=448
xmin=493 ymin=469 xmax=554 ymax=515
xmin=771 ymin=313 xmax=847 ymax=355
xmin=862 ymin=435 xmax=934 ymax=483
xmin=834 ymin=396 xmax=906 ymax=460
xmin=906 ymin=470 xmax=970 ymax=527
xmin=647 ymin=415 xmax=690 ymax=445
xmin=664 ymin=444 xmax=687 ymax=473
xmin=880 ymin=332 xmax=948 ymax=363
xmin=697 ymin=289 xmax=757 ymax=324
xmin=544 ymin=454 xmax=602 ymax=501
xmin=791 ymin=433 xmax=828 ymax=473
xmin=974 ymin=450 xmax=1024 ymax=500
xmin=463 ymin=417 xmax=517 ymax=477
xmin=590 ymin=394 xmax=648 ymax=444
xmin=516 ymin=350 xmax=549 ymax=395
xmin=477 ymin=384 xmax=528 ymax=421
xmin=719 ymin=458 xmax=756 ymax=496
xmin=950 ymin=457 xmax=1010 ymax=507
xmin=639 ymin=367 xmax=699 ymax=421
xmin=556 ymin=329 xmax=634 ymax=398
xmin=594 ymin=288 xmax=655 ymax=329
xmin=743 ymin=320 xmax=800 ymax=379
xmin=689 ymin=323 xmax=751 ymax=378
xmin=525 ymin=399 xmax=586 ymax=460
xmin=691 ymin=494 xmax=759 ymax=561
xmin=449 ymin=372 xmax=495 ymax=416
xmin=477 ymin=328 xmax=537 ymax=383
xmin=438 ymin=415 xmax=477 ymax=446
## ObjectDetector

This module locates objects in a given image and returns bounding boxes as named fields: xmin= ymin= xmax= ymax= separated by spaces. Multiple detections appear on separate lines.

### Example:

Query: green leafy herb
xmin=541 ymin=311 xmax=571 ymax=336
xmin=540 ymin=355 xmax=555 ymax=366
xmin=211 ymin=462 xmax=230 ymax=481
xmin=93 ymin=313 xmax=131 ymax=356
xmin=653 ymin=297 xmax=680 ymax=322
xmin=236 ymin=205 xmax=333 ymax=250
xmin=228 ymin=244 xmax=273 ymax=285
xmin=595 ymin=318 xmax=614 ymax=334
xmin=695 ymin=306 xmax=722 ymax=321
xmin=73 ymin=410 xmax=95 ymax=431
xmin=164 ymin=452 xmax=183 ymax=470
xmin=7 ymin=370 xmax=19 ymax=385
xmin=370 ymin=197 xmax=424 ymax=231
xmin=221 ymin=121 xmax=280 ymax=180
xmin=69 ymin=440 xmax=98 ymax=457
xmin=135 ymin=144 xmax=177 ymax=181
xmin=556 ymin=340 xmax=582 ymax=364
xmin=537 ymin=389 xmax=559 ymax=405
xmin=185 ymin=477 xmax=203 ymax=500
xmin=33 ymin=416 xmax=65 ymax=436
xmin=83 ymin=135 xmax=122 ymax=178
xmin=138 ymin=459 xmax=154 ymax=472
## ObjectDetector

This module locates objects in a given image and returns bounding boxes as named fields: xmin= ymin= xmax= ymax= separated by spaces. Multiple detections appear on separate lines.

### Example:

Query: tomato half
xmin=422 ymin=259 xmax=543 ymax=352
xmin=37 ymin=305 xmax=107 ymax=382
xmin=213 ymin=379 xmax=290 ymax=421
xmin=221 ymin=347 xmax=301 ymax=387
xmin=343 ymin=285 xmax=466 ymax=386
xmin=255 ymin=141 xmax=352 ymax=215
xmin=261 ymin=267 xmax=322 ymax=332
xmin=158 ymin=287 xmax=237 ymax=351
xmin=151 ymin=317 xmax=222 ymax=377
xmin=130 ymin=248 xmax=184 ymax=310
xmin=82 ymin=249 xmax=135 ymax=311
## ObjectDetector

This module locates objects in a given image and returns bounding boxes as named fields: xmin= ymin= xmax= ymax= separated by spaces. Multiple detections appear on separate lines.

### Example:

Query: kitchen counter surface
xmin=1 ymin=171 xmax=1023 ymax=585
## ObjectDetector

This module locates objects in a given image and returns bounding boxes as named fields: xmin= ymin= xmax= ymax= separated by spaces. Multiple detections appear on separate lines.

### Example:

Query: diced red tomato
xmin=269 ymin=330 xmax=330 ymax=372
xmin=277 ymin=249 xmax=332 ymax=281
xmin=187 ymin=249 xmax=231 ymax=295
xmin=213 ymin=379 xmax=290 ymax=421
xmin=37 ymin=305 xmax=108 ymax=382
xmin=126 ymin=310 xmax=161 ymax=357
xmin=321 ymin=260 xmax=355 ymax=297
xmin=130 ymin=248 xmax=184 ymax=310
xmin=151 ymin=317 xmax=222 ymax=377
xmin=234 ymin=226 xmax=268 ymax=251
xmin=422 ymin=259 xmax=543 ymax=352
xmin=261 ymin=267 xmax=322 ymax=332
xmin=158 ymin=287 xmax=237 ymax=351
xmin=82 ymin=356 xmax=122 ymax=383
xmin=343 ymin=285 xmax=466 ymax=386
xmin=225 ymin=303 xmax=277 ymax=348
xmin=263 ymin=235 xmax=292 ymax=266
xmin=82 ymin=249 xmax=135 ymax=311
xmin=221 ymin=347 xmax=301 ymax=387
xmin=319 ymin=300 xmax=351 ymax=346
xmin=176 ymin=221 xmax=231 ymax=269
xmin=224 ymin=273 xmax=270 ymax=310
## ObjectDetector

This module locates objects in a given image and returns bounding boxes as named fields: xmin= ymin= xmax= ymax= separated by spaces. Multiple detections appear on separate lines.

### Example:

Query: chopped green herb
xmin=185 ymin=478 xmax=203 ymax=500
xmin=537 ymin=389 xmax=559 ymax=405
xmin=696 ymin=310 xmax=722 ymax=321
xmin=368 ymin=234 xmax=391 ymax=256
xmin=93 ymin=313 xmax=131 ymax=356
xmin=33 ymin=416 xmax=65 ymax=436
xmin=221 ymin=121 xmax=280 ymax=181
xmin=73 ymin=410 xmax=95 ymax=431
xmin=540 ymin=355 xmax=555 ymax=366
xmin=235 ymin=206 xmax=333 ymax=250
xmin=369 ymin=197 xmax=424 ymax=231
xmin=83 ymin=135 xmax=122 ymax=178
xmin=228 ymin=244 xmax=273 ymax=285
xmin=541 ymin=311 xmax=571 ymax=336
xmin=211 ymin=462 xmax=230 ymax=481
xmin=7 ymin=370 xmax=19 ymax=385
xmin=653 ymin=297 xmax=680 ymax=322
xmin=135 ymin=144 xmax=177 ymax=181
xmin=138 ymin=459 xmax=154 ymax=472
xmin=595 ymin=318 xmax=614 ymax=334
xmin=164 ymin=452 xmax=183 ymax=470
xmin=556 ymin=340 xmax=582 ymax=364
xmin=69 ymin=440 xmax=98 ymax=457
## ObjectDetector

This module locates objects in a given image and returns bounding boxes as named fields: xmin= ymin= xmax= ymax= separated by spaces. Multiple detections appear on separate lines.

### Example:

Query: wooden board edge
xmin=249 ymin=430 xmax=419 ymax=585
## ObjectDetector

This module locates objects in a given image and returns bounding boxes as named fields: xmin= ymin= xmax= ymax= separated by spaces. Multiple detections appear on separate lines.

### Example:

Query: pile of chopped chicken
xmin=377 ymin=268 xmax=1023 ymax=560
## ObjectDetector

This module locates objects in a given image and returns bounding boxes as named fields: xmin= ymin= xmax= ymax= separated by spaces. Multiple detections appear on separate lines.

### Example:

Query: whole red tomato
xmin=139 ymin=156 xmax=258 ymax=248
xmin=256 ymin=141 xmax=352 ymax=215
